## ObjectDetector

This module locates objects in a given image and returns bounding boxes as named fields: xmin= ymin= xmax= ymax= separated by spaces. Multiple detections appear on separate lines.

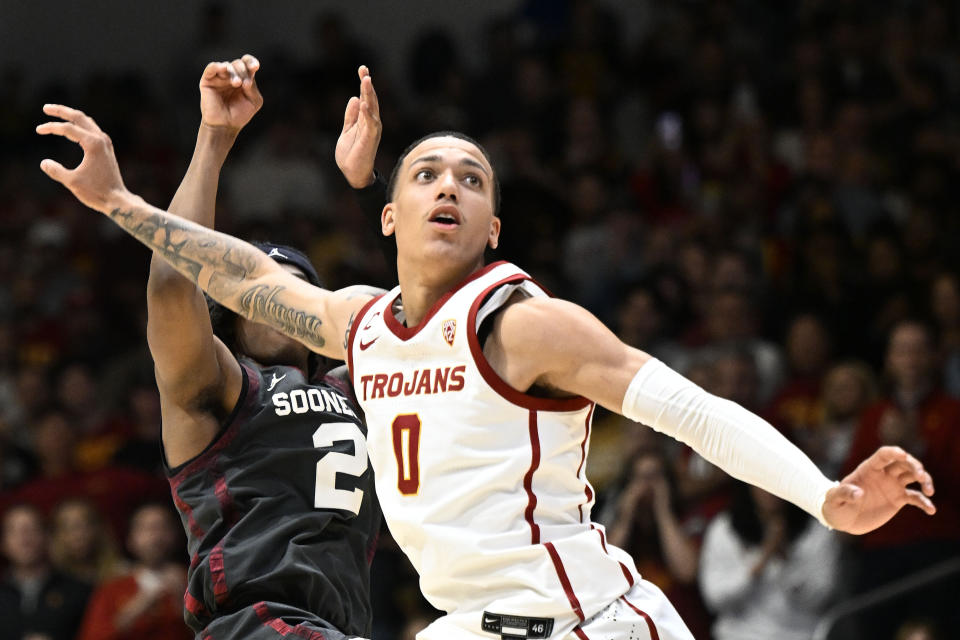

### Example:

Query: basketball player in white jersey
xmin=38 ymin=66 xmax=937 ymax=640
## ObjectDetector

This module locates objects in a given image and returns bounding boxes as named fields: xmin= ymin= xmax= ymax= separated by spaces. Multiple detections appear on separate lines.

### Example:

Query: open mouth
xmin=428 ymin=205 xmax=462 ymax=229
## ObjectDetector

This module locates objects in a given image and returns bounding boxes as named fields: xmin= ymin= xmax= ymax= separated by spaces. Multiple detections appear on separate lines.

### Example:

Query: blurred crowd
xmin=2 ymin=1 xmax=960 ymax=639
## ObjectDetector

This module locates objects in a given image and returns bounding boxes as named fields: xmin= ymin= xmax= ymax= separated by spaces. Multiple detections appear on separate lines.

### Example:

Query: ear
xmin=487 ymin=216 xmax=501 ymax=250
xmin=381 ymin=202 xmax=395 ymax=237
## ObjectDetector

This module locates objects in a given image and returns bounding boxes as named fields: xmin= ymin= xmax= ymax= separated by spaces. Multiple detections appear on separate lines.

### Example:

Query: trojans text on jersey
xmin=358 ymin=365 xmax=466 ymax=401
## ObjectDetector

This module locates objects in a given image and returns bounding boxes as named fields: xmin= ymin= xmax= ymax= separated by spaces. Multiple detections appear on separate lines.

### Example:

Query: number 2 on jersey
xmin=313 ymin=421 xmax=367 ymax=514
xmin=392 ymin=414 xmax=421 ymax=494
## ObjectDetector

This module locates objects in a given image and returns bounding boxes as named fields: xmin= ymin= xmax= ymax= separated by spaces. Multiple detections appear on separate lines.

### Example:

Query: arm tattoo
xmin=343 ymin=310 xmax=357 ymax=351
xmin=108 ymin=205 xmax=326 ymax=350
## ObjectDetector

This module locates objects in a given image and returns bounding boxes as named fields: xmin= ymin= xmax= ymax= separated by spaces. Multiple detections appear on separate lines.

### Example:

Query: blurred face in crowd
xmin=57 ymin=363 xmax=97 ymax=414
xmin=33 ymin=411 xmax=75 ymax=474
xmin=128 ymin=505 xmax=178 ymax=569
xmin=52 ymin=500 xmax=102 ymax=563
xmin=385 ymin=136 xmax=499 ymax=280
xmin=707 ymin=291 xmax=753 ymax=342
xmin=2 ymin=506 xmax=48 ymax=570
xmin=886 ymin=322 xmax=935 ymax=391
xmin=712 ymin=352 xmax=759 ymax=408
xmin=234 ymin=264 xmax=311 ymax=369
xmin=822 ymin=363 xmax=874 ymax=421
xmin=931 ymin=273 xmax=960 ymax=328
xmin=617 ymin=289 xmax=662 ymax=348
xmin=786 ymin=314 xmax=830 ymax=375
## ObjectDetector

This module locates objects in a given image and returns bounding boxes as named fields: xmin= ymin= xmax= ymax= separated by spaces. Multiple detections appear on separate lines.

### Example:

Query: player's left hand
xmin=821 ymin=446 xmax=935 ymax=534
xmin=37 ymin=104 xmax=128 ymax=214
xmin=335 ymin=65 xmax=382 ymax=189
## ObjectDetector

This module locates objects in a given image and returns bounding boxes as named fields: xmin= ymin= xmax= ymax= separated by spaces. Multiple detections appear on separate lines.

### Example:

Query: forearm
xmin=622 ymin=359 xmax=836 ymax=525
xmin=654 ymin=507 xmax=699 ymax=583
xmin=150 ymin=124 xmax=237 ymax=282
xmin=109 ymin=192 xmax=327 ymax=351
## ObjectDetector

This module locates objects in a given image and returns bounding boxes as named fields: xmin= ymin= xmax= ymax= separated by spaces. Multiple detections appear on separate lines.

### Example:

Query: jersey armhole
xmin=346 ymin=294 xmax=383 ymax=387
xmin=468 ymin=276 xmax=593 ymax=412
xmin=163 ymin=363 xmax=252 ymax=479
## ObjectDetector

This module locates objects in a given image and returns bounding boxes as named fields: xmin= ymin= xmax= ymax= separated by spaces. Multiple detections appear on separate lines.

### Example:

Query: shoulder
xmin=494 ymin=296 xmax=586 ymax=349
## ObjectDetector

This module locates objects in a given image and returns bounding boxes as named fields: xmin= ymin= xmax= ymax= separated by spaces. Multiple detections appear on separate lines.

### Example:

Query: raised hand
xmin=822 ymin=446 xmax=936 ymax=534
xmin=335 ymin=65 xmax=382 ymax=188
xmin=36 ymin=104 xmax=129 ymax=213
xmin=199 ymin=54 xmax=263 ymax=132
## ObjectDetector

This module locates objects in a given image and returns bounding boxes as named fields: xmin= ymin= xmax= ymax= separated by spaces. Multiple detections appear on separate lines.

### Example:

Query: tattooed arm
xmin=37 ymin=103 xmax=373 ymax=362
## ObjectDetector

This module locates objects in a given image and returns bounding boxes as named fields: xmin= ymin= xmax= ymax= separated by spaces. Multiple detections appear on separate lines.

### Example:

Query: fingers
xmin=241 ymin=54 xmax=260 ymax=78
xmin=903 ymin=488 xmax=936 ymax=515
xmin=359 ymin=70 xmax=381 ymax=120
xmin=42 ymin=104 xmax=102 ymax=132
xmin=39 ymin=158 xmax=69 ymax=183
xmin=36 ymin=120 xmax=92 ymax=145
xmin=879 ymin=448 xmax=935 ymax=495
xmin=342 ymin=96 xmax=360 ymax=133
xmin=202 ymin=55 xmax=259 ymax=88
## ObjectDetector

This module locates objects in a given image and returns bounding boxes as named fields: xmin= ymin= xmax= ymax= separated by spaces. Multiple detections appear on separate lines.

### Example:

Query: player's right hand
xmin=199 ymin=54 xmax=263 ymax=132
xmin=37 ymin=104 xmax=128 ymax=214
xmin=336 ymin=65 xmax=382 ymax=189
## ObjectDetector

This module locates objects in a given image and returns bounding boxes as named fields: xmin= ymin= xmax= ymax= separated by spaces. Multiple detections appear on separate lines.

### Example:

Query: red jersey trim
xmin=576 ymin=405 xmax=594 ymax=523
xmin=347 ymin=294 xmax=383 ymax=388
xmin=573 ymin=628 xmax=591 ymax=640
xmin=592 ymin=524 xmax=635 ymax=588
xmin=382 ymin=260 xmax=510 ymax=340
xmin=621 ymin=594 xmax=660 ymax=640
xmin=466 ymin=274 xmax=594 ymax=412
xmin=523 ymin=411 xmax=542 ymax=544
xmin=545 ymin=541 xmax=585 ymax=622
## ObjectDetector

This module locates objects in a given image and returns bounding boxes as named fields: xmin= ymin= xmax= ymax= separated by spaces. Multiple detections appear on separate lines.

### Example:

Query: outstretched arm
xmin=487 ymin=296 xmax=936 ymax=534
xmin=37 ymin=104 xmax=371 ymax=362
xmin=335 ymin=66 xmax=396 ymax=280
xmin=148 ymin=56 xmax=261 ymax=418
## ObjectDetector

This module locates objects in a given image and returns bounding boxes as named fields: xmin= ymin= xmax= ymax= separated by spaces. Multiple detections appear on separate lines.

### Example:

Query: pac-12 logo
xmin=441 ymin=319 xmax=456 ymax=346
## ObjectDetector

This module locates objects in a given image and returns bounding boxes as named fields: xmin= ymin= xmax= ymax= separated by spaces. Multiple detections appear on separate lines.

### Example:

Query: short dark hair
xmin=386 ymin=131 xmax=501 ymax=217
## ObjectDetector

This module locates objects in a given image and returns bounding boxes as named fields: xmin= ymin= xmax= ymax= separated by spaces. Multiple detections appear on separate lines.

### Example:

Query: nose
xmin=435 ymin=169 xmax=458 ymax=202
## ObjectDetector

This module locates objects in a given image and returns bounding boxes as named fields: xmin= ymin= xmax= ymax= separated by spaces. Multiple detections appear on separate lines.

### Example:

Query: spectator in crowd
xmin=800 ymin=360 xmax=878 ymax=479
xmin=0 ymin=504 xmax=91 ymax=640
xmin=49 ymin=498 xmax=124 ymax=585
xmin=602 ymin=443 xmax=712 ymax=640
xmin=844 ymin=319 xmax=960 ymax=635
xmin=699 ymin=483 xmax=843 ymax=640
xmin=76 ymin=502 xmax=189 ymax=640
xmin=929 ymin=271 xmax=960 ymax=398
xmin=0 ymin=408 xmax=169 ymax=541
xmin=765 ymin=312 xmax=833 ymax=437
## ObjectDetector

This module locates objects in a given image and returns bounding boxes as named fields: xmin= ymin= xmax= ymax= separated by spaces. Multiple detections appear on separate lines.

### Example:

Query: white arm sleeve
xmin=622 ymin=358 xmax=837 ymax=527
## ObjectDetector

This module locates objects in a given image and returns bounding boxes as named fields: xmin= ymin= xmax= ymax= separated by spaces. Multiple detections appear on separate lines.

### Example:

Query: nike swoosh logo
xmin=267 ymin=373 xmax=286 ymax=392
xmin=359 ymin=337 xmax=379 ymax=351
xmin=483 ymin=617 xmax=498 ymax=625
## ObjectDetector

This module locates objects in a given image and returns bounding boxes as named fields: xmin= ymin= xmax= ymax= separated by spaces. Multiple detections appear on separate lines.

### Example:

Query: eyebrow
xmin=410 ymin=154 xmax=490 ymax=178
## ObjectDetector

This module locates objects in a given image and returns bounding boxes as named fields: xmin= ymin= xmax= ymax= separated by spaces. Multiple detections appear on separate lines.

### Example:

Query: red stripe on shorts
xmin=545 ymin=541 xmax=585 ymax=622
xmin=621 ymin=594 xmax=660 ymax=640
xmin=523 ymin=411 xmax=542 ymax=544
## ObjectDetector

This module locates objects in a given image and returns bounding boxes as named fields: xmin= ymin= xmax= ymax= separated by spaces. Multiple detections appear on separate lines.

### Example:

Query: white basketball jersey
xmin=348 ymin=261 xmax=640 ymax=637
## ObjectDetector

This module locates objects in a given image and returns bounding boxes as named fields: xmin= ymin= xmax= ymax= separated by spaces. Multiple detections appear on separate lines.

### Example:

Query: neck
xmin=12 ymin=564 xmax=47 ymax=583
xmin=396 ymin=256 xmax=484 ymax=327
